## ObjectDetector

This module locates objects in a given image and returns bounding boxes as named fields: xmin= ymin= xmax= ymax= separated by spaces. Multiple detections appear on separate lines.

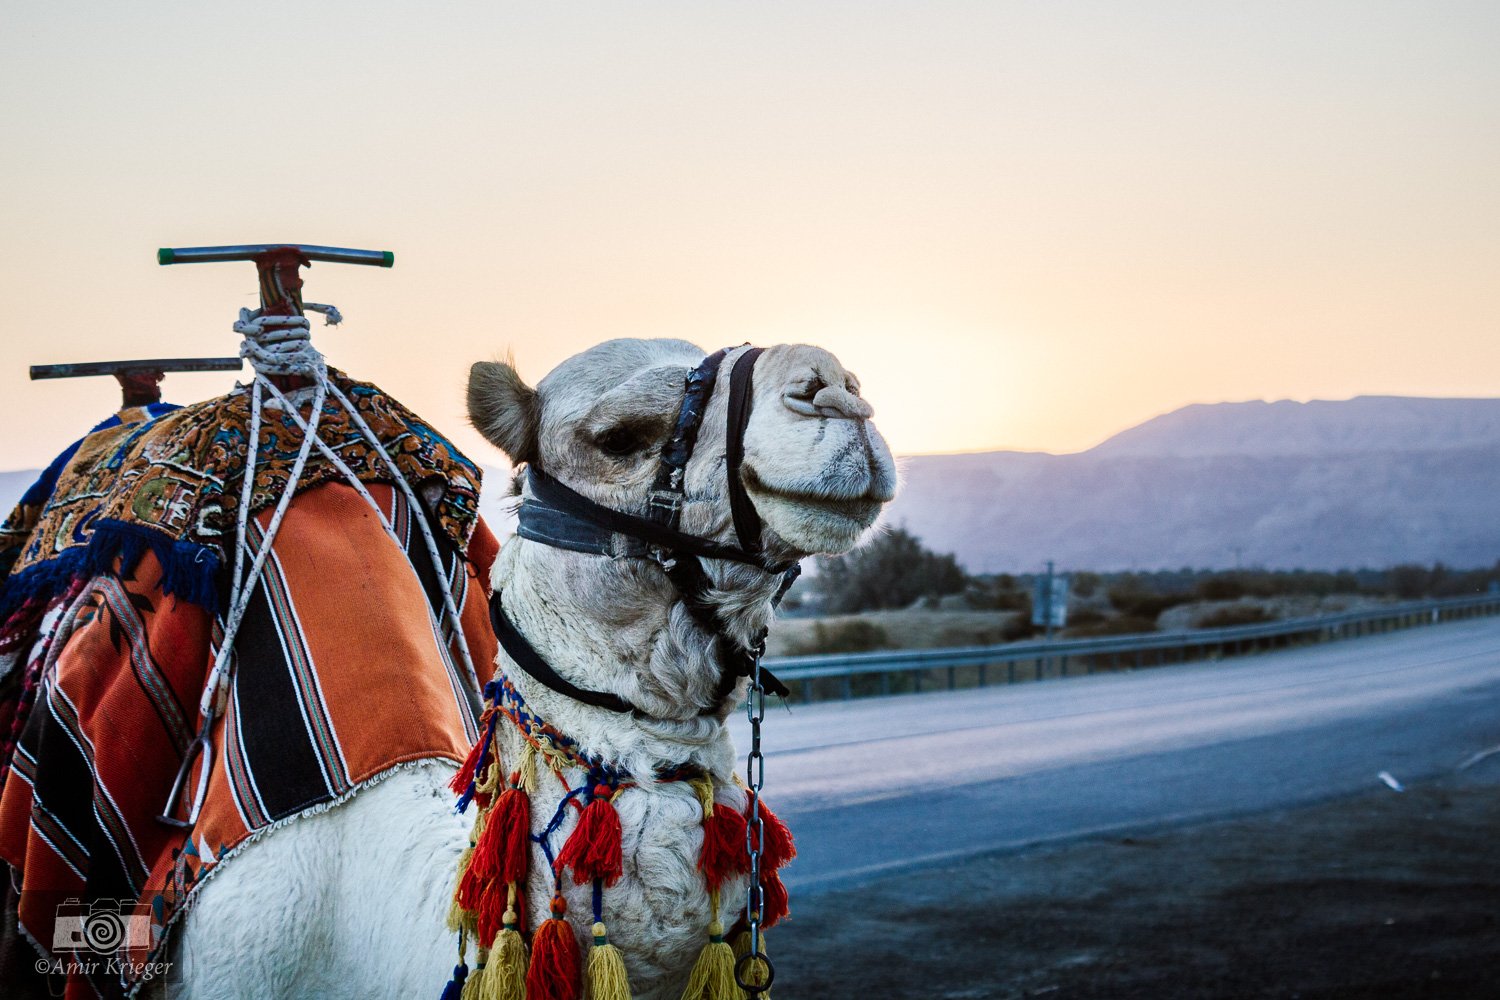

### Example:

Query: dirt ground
xmin=771 ymin=768 xmax=1500 ymax=999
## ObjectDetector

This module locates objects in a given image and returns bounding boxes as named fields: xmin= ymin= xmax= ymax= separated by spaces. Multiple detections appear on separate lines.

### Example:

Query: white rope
xmin=169 ymin=304 xmax=479 ymax=823
xmin=254 ymin=377 xmax=478 ymax=697
xmin=233 ymin=309 xmax=328 ymax=377
xmin=199 ymin=374 xmax=329 ymax=717
xmin=324 ymin=378 xmax=479 ymax=684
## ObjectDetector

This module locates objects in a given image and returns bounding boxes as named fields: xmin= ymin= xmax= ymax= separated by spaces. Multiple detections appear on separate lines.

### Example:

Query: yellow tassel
xmin=679 ymin=919 xmax=737 ymax=1000
xmin=448 ymin=808 xmax=486 ymax=933
xmin=519 ymin=738 xmax=539 ymax=794
xmin=730 ymin=930 xmax=771 ymax=997
xmin=586 ymin=921 xmax=632 ymax=1000
xmin=483 ymin=884 xmax=528 ymax=1000
xmin=461 ymin=949 xmax=488 ymax=1000
xmin=688 ymin=776 xmax=715 ymax=818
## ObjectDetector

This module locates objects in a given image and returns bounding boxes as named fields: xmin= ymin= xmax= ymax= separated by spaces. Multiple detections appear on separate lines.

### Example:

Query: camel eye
xmin=596 ymin=425 xmax=644 ymax=457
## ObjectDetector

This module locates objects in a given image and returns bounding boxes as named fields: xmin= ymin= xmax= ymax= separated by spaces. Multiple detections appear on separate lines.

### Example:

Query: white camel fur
xmin=155 ymin=338 xmax=895 ymax=1000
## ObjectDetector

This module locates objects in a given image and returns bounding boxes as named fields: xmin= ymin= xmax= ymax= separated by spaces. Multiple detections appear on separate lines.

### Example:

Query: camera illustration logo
xmin=52 ymin=898 xmax=153 ymax=955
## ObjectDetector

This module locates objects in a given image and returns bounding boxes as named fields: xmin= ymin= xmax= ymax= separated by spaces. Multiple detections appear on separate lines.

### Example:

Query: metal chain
xmin=735 ymin=641 xmax=775 ymax=996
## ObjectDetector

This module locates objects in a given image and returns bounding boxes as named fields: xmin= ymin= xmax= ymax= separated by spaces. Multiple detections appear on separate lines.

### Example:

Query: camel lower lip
xmin=745 ymin=483 xmax=884 ymax=524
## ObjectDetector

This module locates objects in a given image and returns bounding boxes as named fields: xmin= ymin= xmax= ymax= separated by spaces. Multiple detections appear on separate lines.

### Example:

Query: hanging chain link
xmin=735 ymin=638 xmax=775 ymax=996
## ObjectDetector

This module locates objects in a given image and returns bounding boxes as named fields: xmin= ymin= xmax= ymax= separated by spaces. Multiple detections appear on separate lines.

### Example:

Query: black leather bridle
xmin=491 ymin=346 xmax=797 ymax=717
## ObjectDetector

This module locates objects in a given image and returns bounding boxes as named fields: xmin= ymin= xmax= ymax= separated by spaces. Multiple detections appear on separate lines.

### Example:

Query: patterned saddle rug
xmin=0 ymin=378 xmax=500 ymax=998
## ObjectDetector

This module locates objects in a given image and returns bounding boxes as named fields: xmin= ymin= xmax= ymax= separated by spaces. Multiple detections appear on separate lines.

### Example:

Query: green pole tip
xmin=157 ymin=248 xmax=175 ymax=265
xmin=380 ymin=251 xmax=395 ymax=267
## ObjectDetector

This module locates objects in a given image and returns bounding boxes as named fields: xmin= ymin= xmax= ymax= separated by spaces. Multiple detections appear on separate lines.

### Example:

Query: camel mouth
xmin=741 ymin=466 xmax=888 ymax=527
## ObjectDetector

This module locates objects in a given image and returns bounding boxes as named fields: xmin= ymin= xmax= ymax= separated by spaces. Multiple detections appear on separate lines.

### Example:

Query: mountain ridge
xmin=887 ymin=395 xmax=1500 ymax=573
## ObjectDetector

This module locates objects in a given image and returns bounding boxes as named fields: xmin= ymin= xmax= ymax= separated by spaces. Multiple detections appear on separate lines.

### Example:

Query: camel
xmin=451 ymin=338 xmax=897 ymax=999
xmin=6 ymin=337 xmax=892 ymax=1000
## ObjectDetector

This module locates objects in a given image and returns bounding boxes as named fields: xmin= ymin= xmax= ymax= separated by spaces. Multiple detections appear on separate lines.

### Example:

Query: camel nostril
xmin=788 ymin=378 xmax=824 ymax=401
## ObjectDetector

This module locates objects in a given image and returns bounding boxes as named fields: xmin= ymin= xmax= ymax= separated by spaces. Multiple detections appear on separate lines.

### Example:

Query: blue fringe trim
xmin=0 ymin=547 xmax=91 ymax=622
xmin=0 ymin=519 xmax=222 ymax=624
xmin=85 ymin=520 xmax=223 ymax=610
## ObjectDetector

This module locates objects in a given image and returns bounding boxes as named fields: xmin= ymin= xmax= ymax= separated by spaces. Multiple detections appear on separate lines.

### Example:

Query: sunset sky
xmin=1 ymin=2 xmax=1496 ymax=472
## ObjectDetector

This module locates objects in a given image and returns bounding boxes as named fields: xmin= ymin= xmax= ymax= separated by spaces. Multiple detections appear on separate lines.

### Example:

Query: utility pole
xmin=1043 ymin=560 xmax=1055 ymax=642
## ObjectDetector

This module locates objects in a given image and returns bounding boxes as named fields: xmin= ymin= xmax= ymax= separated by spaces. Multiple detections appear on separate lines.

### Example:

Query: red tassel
xmin=448 ymin=709 xmax=495 ymax=796
xmin=456 ymin=860 xmax=489 ymax=914
xmin=448 ymin=735 xmax=486 ymax=797
xmin=476 ymin=880 xmax=526 ymax=950
xmin=699 ymin=802 xmax=748 ymax=891
xmin=527 ymin=895 xmax=582 ymax=1000
xmin=475 ymin=879 xmax=503 ymax=948
xmin=761 ymin=871 xmax=790 ymax=929
xmin=555 ymin=785 xmax=623 ymax=887
xmin=746 ymin=801 xmax=796 ymax=871
xmin=469 ymin=778 xmax=531 ymax=885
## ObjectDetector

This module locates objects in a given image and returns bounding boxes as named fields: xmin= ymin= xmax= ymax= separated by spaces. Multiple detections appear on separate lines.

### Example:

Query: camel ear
xmin=468 ymin=360 xmax=540 ymax=466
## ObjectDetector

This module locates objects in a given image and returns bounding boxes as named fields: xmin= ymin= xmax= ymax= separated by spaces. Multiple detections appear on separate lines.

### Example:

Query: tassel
xmin=695 ymin=784 xmax=748 ymax=892
xmin=679 ymin=917 xmax=737 ymax=1000
xmin=484 ymin=884 xmax=529 ymax=1000
xmin=519 ymin=740 xmax=539 ymax=794
xmin=480 ymin=881 xmax=534 ymax=953
xmin=451 ymin=807 xmax=487 ymax=932
xmin=450 ymin=710 xmax=494 ymax=797
xmin=586 ymin=920 xmax=632 ymax=1000
xmin=447 ymin=809 xmax=483 ymax=935
xmin=761 ymin=872 xmax=789 ymax=929
xmin=470 ymin=775 xmax=532 ymax=886
xmin=556 ymin=785 xmax=623 ymax=886
xmin=527 ymin=894 xmax=582 ymax=1000
xmin=440 ymin=962 xmax=469 ymax=1000
xmin=731 ymin=930 xmax=771 ymax=995
xmin=460 ymin=956 xmax=485 ymax=1000
xmin=746 ymin=802 xmax=795 ymax=872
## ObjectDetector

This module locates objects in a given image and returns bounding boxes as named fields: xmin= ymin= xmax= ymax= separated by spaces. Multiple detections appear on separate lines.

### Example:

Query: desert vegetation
xmin=780 ymin=530 xmax=1500 ymax=656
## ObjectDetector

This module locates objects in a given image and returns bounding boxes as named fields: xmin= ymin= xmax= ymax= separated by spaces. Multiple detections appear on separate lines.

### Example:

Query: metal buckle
xmin=157 ymin=726 xmax=213 ymax=829
xmin=646 ymin=489 xmax=682 ymax=522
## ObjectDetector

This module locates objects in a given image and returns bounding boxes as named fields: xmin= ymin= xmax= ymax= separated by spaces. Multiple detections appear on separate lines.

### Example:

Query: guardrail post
xmin=880 ymin=672 xmax=891 ymax=696
xmin=802 ymin=678 xmax=813 ymax=704
xmin=947 ymin=666 xmax=956 ymax=690
xmin=841 ymin=674 xmax=852 ymax=700
xmin=979 ymin=663 xmax=988 ymax=687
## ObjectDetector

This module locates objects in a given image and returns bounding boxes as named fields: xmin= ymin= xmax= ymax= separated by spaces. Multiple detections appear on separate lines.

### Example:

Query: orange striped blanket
xmin=0 ymin=483 xmax=498 ymax=998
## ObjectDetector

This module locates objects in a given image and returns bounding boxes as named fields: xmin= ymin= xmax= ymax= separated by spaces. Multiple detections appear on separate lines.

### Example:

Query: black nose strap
xmin=724 ymin=346 xmax=766 ymax=557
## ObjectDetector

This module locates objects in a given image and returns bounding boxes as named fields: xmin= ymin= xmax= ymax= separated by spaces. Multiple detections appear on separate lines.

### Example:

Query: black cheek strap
xmin=490 ymin=596 xmax=637 ymax=715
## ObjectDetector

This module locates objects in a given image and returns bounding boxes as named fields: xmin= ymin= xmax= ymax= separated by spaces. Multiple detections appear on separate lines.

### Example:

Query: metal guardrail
xmin=767 ymin=593 xmax=1500 ymax=702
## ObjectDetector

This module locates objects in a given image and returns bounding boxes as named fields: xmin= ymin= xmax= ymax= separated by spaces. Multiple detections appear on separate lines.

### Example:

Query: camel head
xmin=468 ymin=339 xmax=897 ymax=562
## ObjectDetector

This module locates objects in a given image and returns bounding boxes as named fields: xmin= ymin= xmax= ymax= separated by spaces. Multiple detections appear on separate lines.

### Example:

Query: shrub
xmin=1068 ymin=614 xmax=1158 ymax=637
xmin=1071 ymin=571 xmax=1101 ymax=598
xmin=1195 ymin=574 xmax=1246 ymax=601
xmin=1107 ymin=587 xmax=1188 ymax=620
xmin=1062 ymin=607 xmax=1107 ymax=633
xmin=816 ymin=527 xmax=968 ymax=613
xmin=1197 ymin=605 xmax=1274 ymax=628
xmin=788 ymin=619 xmax=891 ymax=655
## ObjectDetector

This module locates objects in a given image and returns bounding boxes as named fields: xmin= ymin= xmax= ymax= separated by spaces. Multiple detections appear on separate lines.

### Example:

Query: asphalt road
xmin=733 ymin=615 xmax=1500 ymax=891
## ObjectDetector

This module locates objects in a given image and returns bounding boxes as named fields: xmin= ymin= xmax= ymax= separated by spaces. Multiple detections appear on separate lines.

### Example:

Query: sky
xmin=1 ymin=2 xmax=1497 ymax=472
